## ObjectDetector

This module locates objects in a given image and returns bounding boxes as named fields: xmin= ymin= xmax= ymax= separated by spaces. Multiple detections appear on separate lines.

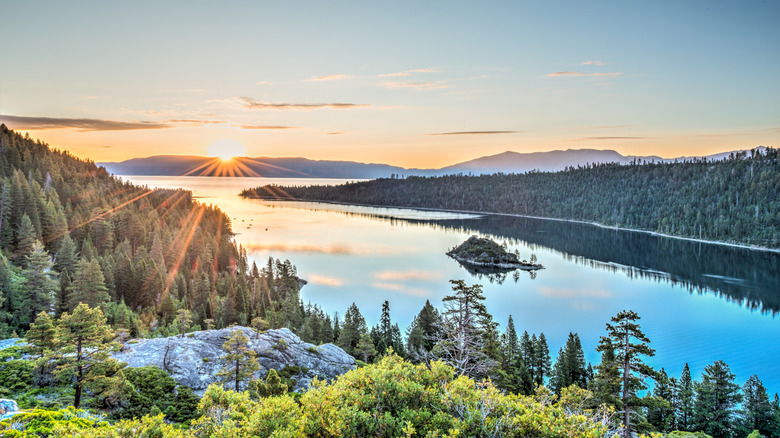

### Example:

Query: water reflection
xmin=262 ymin=201 xmax=780 ymax=315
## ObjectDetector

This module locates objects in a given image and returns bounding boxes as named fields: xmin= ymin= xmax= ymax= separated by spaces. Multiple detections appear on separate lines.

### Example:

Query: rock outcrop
xmin=112 ymin=327 xmax=355 ymax=395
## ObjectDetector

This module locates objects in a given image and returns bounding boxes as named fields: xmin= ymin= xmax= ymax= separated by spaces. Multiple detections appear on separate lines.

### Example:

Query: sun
xmin=207 ymin=139 xmax=246 ymax=161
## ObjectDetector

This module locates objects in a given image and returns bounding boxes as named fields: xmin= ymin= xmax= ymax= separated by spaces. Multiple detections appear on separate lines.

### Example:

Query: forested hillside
xmin=243 ymin=148 xmax=780 ymax=249
xmin=0 ymin=125 xmax=299 ymax=337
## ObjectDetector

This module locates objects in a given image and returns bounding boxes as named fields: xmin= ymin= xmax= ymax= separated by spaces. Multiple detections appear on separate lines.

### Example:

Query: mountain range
xmin=98 ymin=147 xmax=766 ymax=179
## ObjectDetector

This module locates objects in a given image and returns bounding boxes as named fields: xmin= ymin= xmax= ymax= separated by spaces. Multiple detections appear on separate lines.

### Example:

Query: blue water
xmin=124 ymin=176 xmax=780 ymax=395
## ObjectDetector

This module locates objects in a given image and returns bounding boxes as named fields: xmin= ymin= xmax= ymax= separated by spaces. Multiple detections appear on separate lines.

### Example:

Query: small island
xmin=447 ymin=235 xmax=544 ymax=273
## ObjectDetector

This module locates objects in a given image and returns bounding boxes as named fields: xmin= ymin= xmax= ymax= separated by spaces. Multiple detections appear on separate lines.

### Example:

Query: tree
xmin=678 ymin=363 xmax=695 ymax=431
xmin=589 ymin=340 xmax=621 ymax=410
xmin=174 ymin=309 xmax=192 ymax=337
xmin=249 ymin=368 xmax=287 ymax=399
xmin=532 ymin=333 xmax=552 ymax=386
xmin=434 ymin=280 xmax=495 ymax=378
xmin=494 ymin=315 xmax=533 ymax=395
xmin=55 ymin=303 xmax=119 ymax=408
xmin=693 ymin=360 xmax=742 ymax=438
xmin=218 ymin=329 xmax=260 ymax=392
xmin=646 ymin=368 xmax=674 ymax=433
xmin=405 ymin=299 xmax=442 ymax=362
xmin=740 ymin=374 xmax=773 ymax=437
xmin=354 ymin=333 xmax=377 ymax=363
xmin=24 ymin=311 xmax=57 ymax=359
xmin=550 ymin=332 xmax=587 ymax=395
xmin=15 ymin=214 xmax=37 ymax=264
xmin=251 ymin=316 xmax=270 ymax=339
xmin=19 ymin=241 xmax=58 ymax=326
xmin=67 ymin=258 xmax=110 ymax=311
xmin=597 ymin=310 xmax=655 ymax=437
xmin=337 ymin=302 xmax=366 ymax=355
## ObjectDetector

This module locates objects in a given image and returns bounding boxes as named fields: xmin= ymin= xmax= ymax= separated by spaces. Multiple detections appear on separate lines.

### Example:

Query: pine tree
xmin=218 ymin=329 xmax=260 ymax=392
xmin=678 ymin=363 xmax=694 ymax=430
xmin=15 ymin=214 xmax=37 ymax=265
xmin=55 ymin=303 xmax=118 ymax=408
xmin=647 ymin=368 xmax=674 ymax=433
xmin=434 ymin=280 xmax=495 ymax=378
xmin=354 ymin=332 xmax=377 ymax=363
xmin=249 ymin=368 xmax=287 ymax=399
xmin=405 ymin=299 xmax=442 ymax=361
xmin=174 ymin=309 xmax=193 ymax=337
xmin=533 ymin=333 xmax=552 ymax=386
xmin=24 ymin=311 xmax=57 ymax=359
xmin=20 ymin=241 xmax=58 ymax=327
xmin=550 ymin=332 xmax=588 ymax=395
xmin=597 ymin=310 xmax=655 ymax=437
xmin=741 ymin=374 xmax=773 ymax=437
xmin=693 ymin=360 xmax=742 ymax=438
xmin=67 ymin=258 xmax=110 ymax=310
xmin=337 ymin=303 xmax=366 ymax=356
xmin=589 ymin=341 xmax=622 ymax=410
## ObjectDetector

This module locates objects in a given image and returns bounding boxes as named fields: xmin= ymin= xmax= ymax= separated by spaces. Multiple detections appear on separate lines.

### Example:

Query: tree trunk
xmin=235 ymin=361 xmax=240 ymax=392
xmin=622 ymin=329 xmax=630 ymax=437
xmin=74 ymin=338 xmax=83 ymax=408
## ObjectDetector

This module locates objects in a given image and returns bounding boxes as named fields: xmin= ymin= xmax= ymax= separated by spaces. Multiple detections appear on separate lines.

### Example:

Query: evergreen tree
xmin=741 ymin=374 xmax=773 ymax=437
xmin=678 ymin=362 xmax=695 ymax=431
xmin=15 ymin=214 xmax=37 ymax=264
xmin=20 ymin=241 xmax=58 ymax=327
xmin=597 ymin=310 xmax=655 ymax=437
xmin=55 ymin=303 xmax=118 ymax=408
xmin=354 ymin=332 xmax=377 ymax=363
xmin=249 ymin=368 xmax=287 ymax=399
xmin=693 ymin=360 xmax=742 ymax=438
xmin=174 ymin=309 xmax=193 ymax=337
xmin=550 ymin=332 xmax=587 ymax=395
xmin=647 ymin=368 xmax=674 ymax=433
xmin=24 ymin=311 xmax=57 ymax=359
xmin=589 ymin=340 xmax=622 ymax=410
xmin=532 ymin=333 xmax=552 ymax=386
xmin=405 ymin=299 xmax=442 ymax=361
xmin=434 ymin=280 xmax=495 ymax=378
xmin=218 ymin=329 xmax=260 ymax=392
xmin=337 ymin=303 xmax=367 ymax=356
xmin=67 ymin=258 xmax=110 ymax=310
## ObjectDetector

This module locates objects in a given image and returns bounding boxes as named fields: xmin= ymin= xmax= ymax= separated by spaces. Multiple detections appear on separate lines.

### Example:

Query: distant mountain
xmin=99 ymin=155 xmax=424 ymax=179
xmin=99 ymin=147 xmax=766 ymax=178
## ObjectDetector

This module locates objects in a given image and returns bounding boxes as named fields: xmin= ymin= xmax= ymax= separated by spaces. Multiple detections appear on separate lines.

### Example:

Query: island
xmin=446 ymin=235 xmax=544 ymax=273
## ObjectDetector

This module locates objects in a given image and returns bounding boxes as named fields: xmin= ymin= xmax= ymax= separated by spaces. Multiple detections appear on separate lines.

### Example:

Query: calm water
xmin=124 ymin=176 xmax=780 ymax=394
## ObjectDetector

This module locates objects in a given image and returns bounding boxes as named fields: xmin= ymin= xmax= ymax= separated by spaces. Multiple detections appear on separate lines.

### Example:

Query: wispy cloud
xmin=325 ymin=131 xmax=345 ymax=135
xmin=575 ymin=136 xmax=651 ymax=141
xmin=239 ymin=124 xmax=299 ymax=130
xmin=428 ymin=130 xmax=521 ymax=136
xmin=0 ymin=115 xmax=170 ymax=131
xmin=581 ymin=60 xmax=605 ymax=66
xmin=305 ymin=74 xmax=349 ymax=82
xmin=547 ymin=71 xmax=622 ymax=78
xmin=380 ymin=67 xmax=441 ymax=77
xmin=240 ymin=96 xmax=369 ymax=110
xmin=256 ymin=81 xmax=272 ymax=85
xmin=165 ymin=119 xmax=226 ymax=126
xmin=588 ymin=125 xmax=628 ymax=129
xmin=382 ymin=81 xmax=448 ymax=90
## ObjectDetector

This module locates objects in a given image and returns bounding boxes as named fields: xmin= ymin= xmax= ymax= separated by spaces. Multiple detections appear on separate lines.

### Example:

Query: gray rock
xmin=112 ymin=327 xmax=355 ymax=395
xmin=0 ymin=338 xmax=24 ymax=351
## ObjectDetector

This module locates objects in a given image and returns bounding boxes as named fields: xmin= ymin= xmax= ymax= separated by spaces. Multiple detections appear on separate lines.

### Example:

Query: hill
xmin=242 ymin=148 xmax=780 ymax=249
xmin=97 ymin=148 xmax=765 ymax=178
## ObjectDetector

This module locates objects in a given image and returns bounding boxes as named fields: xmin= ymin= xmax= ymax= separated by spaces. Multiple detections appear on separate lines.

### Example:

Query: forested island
xmin=241 ymin=148 xmax=780 ymax=250
xmin=0 ymin=125 xmax=778 ymax=437
xmin=447 ymin=235 xmax=543 ymax=272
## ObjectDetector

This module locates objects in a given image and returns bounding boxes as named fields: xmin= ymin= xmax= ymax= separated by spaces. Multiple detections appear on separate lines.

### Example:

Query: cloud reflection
xmin=308 ymin=274 xmax=344 ymax=287
xmin=371 ymin=282 xmax=431 ymax=297
xmin=374 ymin=269 xmax=443 ymax=282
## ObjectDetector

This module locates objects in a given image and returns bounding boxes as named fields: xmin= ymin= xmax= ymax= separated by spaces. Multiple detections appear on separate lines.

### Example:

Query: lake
xmin=123 ymin=175 xmax=780 ymax=394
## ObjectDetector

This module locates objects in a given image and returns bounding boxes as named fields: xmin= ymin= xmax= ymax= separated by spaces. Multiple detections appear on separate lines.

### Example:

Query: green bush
xmin=0 ymin=359 xmax=34 ymax=397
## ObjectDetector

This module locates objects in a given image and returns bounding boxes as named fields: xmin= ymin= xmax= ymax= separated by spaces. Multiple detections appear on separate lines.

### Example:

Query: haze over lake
xmin=124 ymin=175 xmax=780 ymax=393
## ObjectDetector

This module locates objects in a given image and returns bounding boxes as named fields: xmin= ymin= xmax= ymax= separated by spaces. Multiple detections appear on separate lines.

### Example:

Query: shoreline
xmin=242 ymin=195 xmax=780 ymax=254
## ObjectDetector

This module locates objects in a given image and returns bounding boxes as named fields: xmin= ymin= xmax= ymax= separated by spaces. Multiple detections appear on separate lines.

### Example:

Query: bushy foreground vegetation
xmin=1 ymin=354 xmax=617 ymax=437
xmin=243 ymin=148 xmax=780 ymax=248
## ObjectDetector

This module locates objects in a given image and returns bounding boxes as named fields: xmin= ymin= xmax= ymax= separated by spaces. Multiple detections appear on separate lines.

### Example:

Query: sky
xmin=1 ymin=0 xmax=778 ymax=168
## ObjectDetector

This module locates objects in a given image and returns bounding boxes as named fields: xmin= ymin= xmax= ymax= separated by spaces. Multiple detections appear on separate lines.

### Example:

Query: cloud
xmin=244 ymin=242 xmax=356 ymax=254
xmin=575 ymin=136 xmax=650 ymax=141
xmin=547 ymin=71 xmax=622 ymax=78
xmin=380 ymin=67 xmax=440 ymax=77
xmin=307 ymin=274 xmax=344 ymax=287
xmin=0 ymin=115 xmax=170 ymax=131
xmin=256 ymin=81 xmax=272 ymax=85
xmin=165 ymin=119 xmax=226 ymax=126
xmin=589 ymin=125 xmax=628 ymax=129
xmin=239 ymin=125 xmax=299 ymax=130
xmin=240 ymin=97 xmax=368 ymax=110
xmin=581 ymin=60 xmax=605 ymax=66
xmin=305 ymin=74 xmax=349 ymax=82
xmin=325 ymin=131 xmax=345 ymax=135
xmin=539 ymin=286 xmax=611 ymax=298
xmin=373 ymin=270 xmax=443 ymax=282
xmin=428 ymin=130 xmax=521 ymax=136
xmin=382 ymin=81 xmax=448 ymax=90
